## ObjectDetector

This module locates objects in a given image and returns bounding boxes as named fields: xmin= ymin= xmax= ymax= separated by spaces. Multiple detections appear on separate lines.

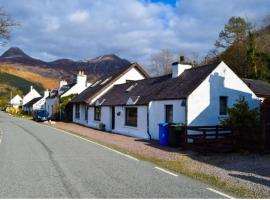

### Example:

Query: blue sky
xmin=0 ymin=0 xmax=269 ymax=66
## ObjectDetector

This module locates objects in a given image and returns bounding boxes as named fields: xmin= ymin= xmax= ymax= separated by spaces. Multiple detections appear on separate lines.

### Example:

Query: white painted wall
xmin=45 ymin=97 xmax=58 ymax=118
xmin=10 ymin=95 xmax=22 ymax=108
xmin=87 ymin=106 xmax=112 ymax=131
xmin=22 ymin=87 xmax=41 ymax=105
xmin=187 ymin=61 xmax=260 ymax=126
xmin=113 ymin=106 xmax=149 ymax=139
xmin=90 ymin=67 xmax=145 ymax=104
xmin=73 ymin=103 xmax=88 ymax=125
xmin=149 ymin=100 xmax=186 ymax=140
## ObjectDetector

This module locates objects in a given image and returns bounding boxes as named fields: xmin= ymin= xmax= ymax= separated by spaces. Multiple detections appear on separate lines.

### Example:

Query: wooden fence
xmin=180 ymin=126 xmax=234 ymax=153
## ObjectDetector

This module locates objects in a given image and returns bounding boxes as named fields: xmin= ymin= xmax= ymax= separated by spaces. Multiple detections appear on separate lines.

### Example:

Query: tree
xmin=149 ymin=49 xmax=174 ymax=76
xmin=0 ymin=7 xmax=16 ymax=46
xmin=215 ymin=17 xmax=253 ymax=49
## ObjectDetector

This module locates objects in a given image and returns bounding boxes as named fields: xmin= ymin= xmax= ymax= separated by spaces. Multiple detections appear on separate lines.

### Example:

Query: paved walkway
xmin=47 ymin=121 xmax=270 ymax=198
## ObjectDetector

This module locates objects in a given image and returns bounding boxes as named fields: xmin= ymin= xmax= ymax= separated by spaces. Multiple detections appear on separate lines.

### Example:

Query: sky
xmin=0 ymin=0 xmax=269 ymax=66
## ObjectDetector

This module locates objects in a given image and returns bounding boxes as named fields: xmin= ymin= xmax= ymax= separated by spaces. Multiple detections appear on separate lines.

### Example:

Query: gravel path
xmin=47 ymin=121 xmax=270 ymax=198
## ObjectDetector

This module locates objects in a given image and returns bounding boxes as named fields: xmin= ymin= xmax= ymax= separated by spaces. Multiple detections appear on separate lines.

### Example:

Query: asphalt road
xmin=0 ymin=111 xmax=229 ymax=198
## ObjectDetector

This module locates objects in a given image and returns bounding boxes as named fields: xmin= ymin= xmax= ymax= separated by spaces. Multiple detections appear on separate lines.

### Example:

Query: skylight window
xmin=125 ymin=83 xmax=138 ymax=92
xmin=91 ymin=80 xmax=102 ymax=87
xmin=100 ymin=77 xmax=112 ymax=85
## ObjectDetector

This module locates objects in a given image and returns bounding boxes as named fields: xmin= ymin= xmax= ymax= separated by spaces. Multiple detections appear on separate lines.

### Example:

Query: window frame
xmin=75 ymin=104 xmax=80 ymax=119
xmin=165 ymin=104 xmax=173 ymax=123
xmin=85 ymin=105 xmax=88 ymax=121
xmin=94 ymin=106 xmax=101 ymax=121
xmin=125 ymin=107 xmax=138 ymax=127
xmin=219 ymin=96 xmax=228 ymax=115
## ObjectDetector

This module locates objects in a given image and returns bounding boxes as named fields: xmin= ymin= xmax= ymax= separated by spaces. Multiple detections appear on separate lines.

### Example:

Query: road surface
xmin=0 ymin=111 xmax=229 ymax=198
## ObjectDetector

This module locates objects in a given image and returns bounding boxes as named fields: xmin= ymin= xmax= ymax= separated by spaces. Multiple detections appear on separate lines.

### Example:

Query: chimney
xmin=77 ymin=70 xmax=87 ymax=87
xmin=30 ymin=85 xmax=33 ymax=91
xmin=172 ymin=56 xmax=192 ymax=78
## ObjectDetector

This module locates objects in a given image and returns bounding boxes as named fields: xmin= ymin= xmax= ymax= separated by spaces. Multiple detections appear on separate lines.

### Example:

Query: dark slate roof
xmin=46 ymin=89 xmax=58 ymax=99
xmin=242 ymin=78 xmax=270 ymax=98
xmin=154 ymin=63 xmax=218 ymax=100
xmin=23 ymin=97 xmax=42 ymax=107
xmin=59 ymin=82 xmax=76 ymax=96
xmin=95 ymin=74 xmax=172 ymax=106
xmin=70 ymin=63 xmax=150 ymax=104
xmin=94 ymin=63 xmax=219 ymax=106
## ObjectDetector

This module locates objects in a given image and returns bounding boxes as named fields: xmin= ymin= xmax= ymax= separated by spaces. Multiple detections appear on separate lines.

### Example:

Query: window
xmin=125 ymin=107 xmax=137 ymax=127
xmin=165 ymin=105 xmax=173 ymax=123
xmin=94 ymin=106 xmax=101 ymax=121
xmin=75 ymin=104 xmax=80 ymax=119
xmin=219 ymin=96 xmax=228 ymax=115
xmin=85 ymin=105 xmax=88 ymax=121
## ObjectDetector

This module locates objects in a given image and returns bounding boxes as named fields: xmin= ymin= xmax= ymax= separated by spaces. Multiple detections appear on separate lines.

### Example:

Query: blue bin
xmin=159 ymin=123 xmax=169 ymax=146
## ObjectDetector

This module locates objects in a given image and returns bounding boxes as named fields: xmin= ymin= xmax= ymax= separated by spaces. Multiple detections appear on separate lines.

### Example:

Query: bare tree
xmin=149 ymin=49 xmax=174 ymax=76
xmin=0 ymin=7 xmax=16 ymax=46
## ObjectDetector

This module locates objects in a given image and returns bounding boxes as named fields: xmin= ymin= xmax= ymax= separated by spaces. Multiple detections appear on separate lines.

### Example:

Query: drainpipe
xmin=147 ymin=104 xmax=151 ymax=141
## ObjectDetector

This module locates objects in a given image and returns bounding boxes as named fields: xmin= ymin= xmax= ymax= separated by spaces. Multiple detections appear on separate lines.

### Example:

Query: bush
xmin=221 ymin=98 xmax=262 ymax=151
xmin=99 ymin=122 xmax=106 ymax=131
xmin=6 ymin=107 xmax=21 ymax=115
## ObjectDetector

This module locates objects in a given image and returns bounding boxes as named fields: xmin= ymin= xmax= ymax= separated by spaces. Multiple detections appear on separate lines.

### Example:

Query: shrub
xmin=99 ymin=122 xmax=106 ymax=131
xmin=221 ymin=98 xmax=261 ymax=151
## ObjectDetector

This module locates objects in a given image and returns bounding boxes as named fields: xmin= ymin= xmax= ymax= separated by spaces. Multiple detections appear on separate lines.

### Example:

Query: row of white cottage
xmin=70 ymin=61 xmax=268 ymax=140
xmin=10 ymin=60 xmax=270 ymax=140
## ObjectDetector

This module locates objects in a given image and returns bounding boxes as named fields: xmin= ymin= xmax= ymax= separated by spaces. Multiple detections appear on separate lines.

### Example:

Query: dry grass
xmin=0 ymin=64 xmax=58 ymax=89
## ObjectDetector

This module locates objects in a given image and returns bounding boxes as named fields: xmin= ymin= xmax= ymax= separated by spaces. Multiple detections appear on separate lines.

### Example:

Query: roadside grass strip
xmin=45 ymin=125 xmax=139 ymax=161
xmin=155 ymin=166 xmax=178 ymax=177
xmin=207 ymin=187 xmax=235 ymax=199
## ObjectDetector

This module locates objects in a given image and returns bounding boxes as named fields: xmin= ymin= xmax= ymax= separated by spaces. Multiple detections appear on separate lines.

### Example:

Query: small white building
xmin=71 ymin=63 xmax=150 ymax=127
xmin=22 ymin=86 xmax=41 ymax=112
xmin=92 ymin=61 xmax=261 ymax=140
xmin=32 ymin=89 xmax=50 ymax=111
xmin=10 ymin=94 xmax=22 ymax=108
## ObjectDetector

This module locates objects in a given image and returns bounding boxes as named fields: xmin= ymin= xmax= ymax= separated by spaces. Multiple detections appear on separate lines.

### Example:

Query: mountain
xmin=0 ymin=47 xmax=131 ymax=87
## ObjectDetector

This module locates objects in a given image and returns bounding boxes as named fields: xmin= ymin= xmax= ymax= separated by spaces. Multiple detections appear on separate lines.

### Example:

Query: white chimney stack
xmin=172 ymin=56 xmax=192 ymax=78
xmin=77 ymin=70 xmax=87 ymax=87
xmin=30 ymin=85 xmax=33 ymax=91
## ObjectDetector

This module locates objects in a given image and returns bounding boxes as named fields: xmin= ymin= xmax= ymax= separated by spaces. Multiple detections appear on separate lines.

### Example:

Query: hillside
xmin=0 ymin=72 xmax=44 ymax=107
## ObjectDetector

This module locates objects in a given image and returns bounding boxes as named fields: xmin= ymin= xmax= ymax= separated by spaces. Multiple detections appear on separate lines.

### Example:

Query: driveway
xmin=0 ymin=112 xmax=226 ymax=198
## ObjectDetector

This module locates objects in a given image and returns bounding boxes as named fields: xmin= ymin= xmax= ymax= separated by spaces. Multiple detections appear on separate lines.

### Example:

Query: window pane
xmin=75 ymin=104 xmax=80 ymax=119
xmin=219 ymin=96 xmax=228 ymax=115
xmin=94 ymin=106 xmax=101 ymax=121
xmin=165 ymin=105 xmax=173 ymax=123
xmin=125 ymin=107 xmax=137 ymax=127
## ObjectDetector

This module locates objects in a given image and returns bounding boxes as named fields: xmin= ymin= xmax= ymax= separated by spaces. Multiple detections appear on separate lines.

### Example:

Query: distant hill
xmin=0 ymin=47 xmax=131 ymax=83
xmin=0 ymin=72 xmax=44 ymax=107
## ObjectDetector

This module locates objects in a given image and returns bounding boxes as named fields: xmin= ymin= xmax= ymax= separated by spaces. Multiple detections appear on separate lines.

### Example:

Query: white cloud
xmin=1 ymin=0 xmax=269 ymax=66
xmin=68 ymin=10 xmax=89 ymax=24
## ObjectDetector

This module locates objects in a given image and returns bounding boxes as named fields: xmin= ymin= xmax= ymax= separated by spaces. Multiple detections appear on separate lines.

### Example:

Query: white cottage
xmin=93 ymin=61 xmax=261 ymax=140
xmin=70 ymin=63 xmax=150 ymax=128
xmin=44 ymin=71 xmax=91 ymax=118
xmin=10 ymin=94 xmax=22 ymax=108
xmin=22 ymin=86 xmax=41 ymax=112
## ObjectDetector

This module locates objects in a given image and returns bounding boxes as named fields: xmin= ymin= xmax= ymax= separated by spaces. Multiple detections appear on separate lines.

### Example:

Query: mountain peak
xmin=1 ymin=47 xmax=30 ymax=58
